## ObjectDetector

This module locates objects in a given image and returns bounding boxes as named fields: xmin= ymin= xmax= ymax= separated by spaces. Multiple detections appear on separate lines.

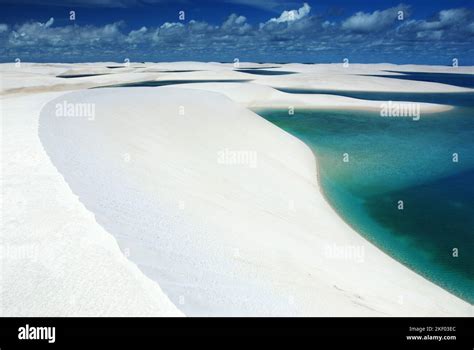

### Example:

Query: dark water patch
xmin=236 ymin=69 xmax=297 ymax=75
xmin=139 ymin=69 xmax=203 ymax=73
xmin=57 ymin=73 xmax=110 ymax=78
xmin=96 ymin=79 xmax=252 ymax=88
xmin=364 ymin=71 xmax=474 ymax=89
xmin=276 ymin=88 xmax=474 ymax=107
xmin=107 ymin=65 xmax=146 ymax=69
xmin=237 ymin=66 xmax=282 ymax=70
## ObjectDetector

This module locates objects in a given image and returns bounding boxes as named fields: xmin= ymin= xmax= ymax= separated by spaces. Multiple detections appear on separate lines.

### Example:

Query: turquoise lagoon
xmin=255 ymin=90 xmax=474 ymax=303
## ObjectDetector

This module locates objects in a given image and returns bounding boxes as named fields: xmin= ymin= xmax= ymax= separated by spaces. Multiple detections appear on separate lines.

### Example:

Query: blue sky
xmin=0 ymin=0 xmax=473 ymax=64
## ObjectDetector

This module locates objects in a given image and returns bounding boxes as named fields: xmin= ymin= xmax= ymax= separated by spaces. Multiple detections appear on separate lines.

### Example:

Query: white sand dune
xmin=1 ymin=91 xmax=183 ymax=316
xmin=169 ymin=82 xmax=453 ymax=112
xmin=1 ymin=62 xmax=473 ymax=316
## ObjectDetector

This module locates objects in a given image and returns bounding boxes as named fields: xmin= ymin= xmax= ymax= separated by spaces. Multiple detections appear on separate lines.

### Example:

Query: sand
xmin=1 ymin=91 xmax=183 ymax=316
xmin=1 ymin=62 xmax=473 ymax=316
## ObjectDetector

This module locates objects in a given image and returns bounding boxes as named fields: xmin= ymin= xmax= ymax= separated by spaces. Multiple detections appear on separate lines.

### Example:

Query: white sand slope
xmin=37 ymin=87 xmax=472 ymax=316
xmin=1 ymin=92 xmax=183 ymax=316
xmin=168 ymin=82 xmax=454 ymax=112
xmin=1 ymin=62 xmax=473 ymax=316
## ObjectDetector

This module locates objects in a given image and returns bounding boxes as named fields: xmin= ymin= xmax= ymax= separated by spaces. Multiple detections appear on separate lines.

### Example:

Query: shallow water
xmin=255 ymin=94 xmax=474 ymax=303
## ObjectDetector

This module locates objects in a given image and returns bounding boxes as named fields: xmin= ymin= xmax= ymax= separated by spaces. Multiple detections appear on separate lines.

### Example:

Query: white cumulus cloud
xmin=266 ymin=2 xmax=311 ymax=24
xmin=342 ymin=5 xmax=409 ymax=33
xmin=221 ymin=14 xmax=251 ymax=34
